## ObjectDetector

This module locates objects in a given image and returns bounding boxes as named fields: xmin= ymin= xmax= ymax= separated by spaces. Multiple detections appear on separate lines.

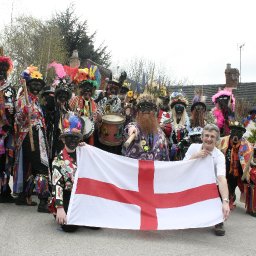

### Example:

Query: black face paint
xmin=106 ymin=84 xmax=119 ymax=96
xmin=137 ymin=101 xmax=156 ymax=113
xmin=81 ymin=89 xmax=92 ymax=100
xmin=79 ymin=82 xmax=93 ymax=100
xmin=174 ymin=104 xmax=185 ymax=114
xmin=57 ymin=91 xmax=69 ymax=103
xmin=64 ymin=135 xmax=80 ymax=150
xmin=230 ymin=129 xmax=244 ymax=144
xmin=217 ymin=96 xmax=230 ymax=107
xmin=44 ymin=95 xmax=55 ymax=111
xmin=29 ymin=81 xmax=44 ymax=95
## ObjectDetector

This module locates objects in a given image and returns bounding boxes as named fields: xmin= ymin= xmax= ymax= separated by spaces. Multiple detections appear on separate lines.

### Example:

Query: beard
xmin=136 ymin=112 xmax=159 ymax=135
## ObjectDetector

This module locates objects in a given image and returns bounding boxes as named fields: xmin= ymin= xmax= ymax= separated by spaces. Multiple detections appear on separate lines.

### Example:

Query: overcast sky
xmin=1 ymin=0 xmax=256 ymax=85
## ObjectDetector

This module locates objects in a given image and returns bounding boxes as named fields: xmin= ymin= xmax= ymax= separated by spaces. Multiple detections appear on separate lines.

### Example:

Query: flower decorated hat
xmin=170 ymin=91 xmax=189 ymax=109
xmin=21 ymin=65 xmax=46 ymax=86
xmin=60 ymin=113 xmax=83 ymax=140
xmin=76 ymin=65 xmax=101 ymax=91
xmin=188 ymin=127 xmax=203 ymax=137
xmin=229 ymin=120 xmax=246 ymax=133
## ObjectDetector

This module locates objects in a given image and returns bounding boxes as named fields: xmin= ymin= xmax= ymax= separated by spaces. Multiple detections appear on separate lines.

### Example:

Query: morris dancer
xmin=49 ymin=113 xmax=100 ymax=232
xmin=14 ymin=66 xmax=50 ymax=212
xmin=46 ymin=61 xmax=73 ymax=159
xmin=69 ymin=80 xmax=100 ymax=145
xmin=218 ymin=121 xmax=253 ymax=210
xmin=69 ymin=67 xmax=101 ymax=146
xmin=97 ymin=72 xmax=127 ymax=115
xmin=96 ymin=72 xmax=127 ymax=155
xmin=212 ymin=89 xmax=235 ymax=137
xmin=190 ymin=89 xmax=207 ymax=129
xmin=0 ymin=55 xmax=15 ymax=203
xmin=169 ymin=91 xmax=190 ymax=160
xmin=157 ymin=95 xmax=172 ymax=143
xmin=122 ymin=94 xmax=169 ymax=161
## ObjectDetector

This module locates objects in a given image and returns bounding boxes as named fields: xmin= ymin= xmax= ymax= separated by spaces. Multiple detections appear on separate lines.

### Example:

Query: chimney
xmin=69 ymin=50 xmax=80 ymax=68
xmin=225 ymin=63 xmax=240 ymax=89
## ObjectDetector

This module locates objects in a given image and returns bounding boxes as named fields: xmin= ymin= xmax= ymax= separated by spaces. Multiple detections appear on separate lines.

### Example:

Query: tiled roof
xmin=169 ymin=83 xmax=256 ymax=111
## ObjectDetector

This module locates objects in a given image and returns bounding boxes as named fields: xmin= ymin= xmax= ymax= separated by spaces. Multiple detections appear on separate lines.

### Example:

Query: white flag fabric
xmin=67 ymin=145 xmax=223 ymax=230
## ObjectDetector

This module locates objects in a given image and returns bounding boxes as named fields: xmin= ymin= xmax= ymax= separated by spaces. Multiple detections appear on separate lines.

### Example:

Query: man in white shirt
xmin=184 ymin=123 xmax=230 ymax=236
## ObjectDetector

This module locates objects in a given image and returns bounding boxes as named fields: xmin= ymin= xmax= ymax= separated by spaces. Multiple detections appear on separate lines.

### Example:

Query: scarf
xmin=230 ymin=141 xmax=241 ymax=176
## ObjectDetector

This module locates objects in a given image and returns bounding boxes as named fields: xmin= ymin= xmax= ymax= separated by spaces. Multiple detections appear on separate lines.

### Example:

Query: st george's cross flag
xmin=67 ymin=145 xmax=223 ymax=230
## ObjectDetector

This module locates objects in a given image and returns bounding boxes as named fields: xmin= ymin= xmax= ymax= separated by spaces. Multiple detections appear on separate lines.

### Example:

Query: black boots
xmin=15 ymin=193 xmax=37 ymax=206
xmin=37 ymin=198 xmax=50 ymax=213
xmin=0 ymin=193 xmax=15 ymax=203
xmin=214 ymin=222 xmax=225 ymax=236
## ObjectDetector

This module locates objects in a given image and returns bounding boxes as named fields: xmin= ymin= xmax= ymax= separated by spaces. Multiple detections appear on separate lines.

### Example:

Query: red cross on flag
xmin=67 ymin=145 xmax=223 ymax=230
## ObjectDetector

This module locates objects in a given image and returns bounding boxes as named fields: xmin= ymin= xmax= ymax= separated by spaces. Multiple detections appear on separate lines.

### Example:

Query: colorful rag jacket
xmin=218 ymin=136 xmax=253 ymax=175
xmin=51 ymin=149 xmax=77 ymax=208
xmin=0 ymin=84 xmax=16 ymax=192
xmin=122 ymin=122 xmax=170 ymax=161
xmin=13 ymin=92 xmax=48 ymax=193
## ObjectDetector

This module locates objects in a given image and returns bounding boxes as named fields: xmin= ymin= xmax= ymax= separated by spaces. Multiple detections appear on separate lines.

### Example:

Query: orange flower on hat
xmin=74 ymin=68 xmax=89 ymax=83
xmin=27 ymin=65 xmax=38 ymax=74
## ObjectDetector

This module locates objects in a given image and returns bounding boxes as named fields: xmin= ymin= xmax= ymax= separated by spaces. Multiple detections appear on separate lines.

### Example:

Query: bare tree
xmin=0 ymin=16 xmax=67 ymax=85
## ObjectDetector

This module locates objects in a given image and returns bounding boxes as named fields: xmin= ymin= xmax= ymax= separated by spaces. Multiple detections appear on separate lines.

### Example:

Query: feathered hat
xmin=191 ymin=94 xmax=207 ymax=112
xmin=212 ymin=89 xmax=235 ymax=111
xmin=0 ymin=56 xmax=13 ymax=77
xmin=170 ymin=91 xmax=189 ymax=109
xmin=136 ymin=93 xmax=157 ymax=112
xmin=47 ymin=61 xmax=72 ymax=100
xmin=21 ymin=65 xmax=46 ymax=86
xmin=60 ymin=113 xmax=83 ymax=139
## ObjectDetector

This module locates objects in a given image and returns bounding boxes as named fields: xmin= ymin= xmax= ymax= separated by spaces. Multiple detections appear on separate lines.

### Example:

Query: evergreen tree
xmin=53 ymin=5 xmax=111 ymax=67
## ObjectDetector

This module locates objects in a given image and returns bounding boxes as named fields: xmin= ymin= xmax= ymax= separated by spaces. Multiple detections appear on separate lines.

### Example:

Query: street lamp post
xmin=239 ymin=43 xmax=245 ymax=83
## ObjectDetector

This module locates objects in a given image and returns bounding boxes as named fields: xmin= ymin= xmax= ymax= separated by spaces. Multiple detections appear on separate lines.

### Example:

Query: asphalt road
xmin=0 ymin=191 xmax=255 ymax=256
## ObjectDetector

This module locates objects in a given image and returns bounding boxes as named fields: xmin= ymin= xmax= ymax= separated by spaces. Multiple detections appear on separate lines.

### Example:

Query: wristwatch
xmin=222 ymin=198 xmax=229 ymax=203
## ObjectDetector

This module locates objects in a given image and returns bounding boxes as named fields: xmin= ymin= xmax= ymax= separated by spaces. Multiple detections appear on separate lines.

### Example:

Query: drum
xmin=81 ymin=116 xmax=95 ymax=139
xmin=99 ymin=114 xmax=125 ymax=146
